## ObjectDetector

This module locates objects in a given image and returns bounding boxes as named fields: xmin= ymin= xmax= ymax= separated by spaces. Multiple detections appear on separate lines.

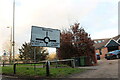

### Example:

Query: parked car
xmin=105 ymin=50 xmax=120 ymax=60
xmin=96 ymin=53 xmax=100 ymax=60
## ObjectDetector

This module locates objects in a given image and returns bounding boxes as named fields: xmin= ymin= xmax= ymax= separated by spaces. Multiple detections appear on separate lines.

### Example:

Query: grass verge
xmin=2 ymin=65 xmax=86 ymax=78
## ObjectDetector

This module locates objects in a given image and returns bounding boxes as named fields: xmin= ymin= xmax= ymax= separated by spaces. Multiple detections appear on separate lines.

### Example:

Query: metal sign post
xmin=34 ymin=47 xmax=36 ymax=63
xmin=34 ymin=47 xmax=36 ymax=71
xmin=46 ymin=61 xmax=50 ymax=76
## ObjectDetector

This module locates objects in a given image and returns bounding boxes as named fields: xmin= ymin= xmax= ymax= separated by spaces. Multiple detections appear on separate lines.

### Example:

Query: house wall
xmin=95 ymin=48 xmax=108 ymax=59
xmin=101 ymin=47 xmax=108 ymax=58
xmin=95 ymin=46 xmax=120 ymax=59
xmin=119 ymin=46 xmax=120 ymax=50
xmin=95 ymin=49 xmax=100 ymax=53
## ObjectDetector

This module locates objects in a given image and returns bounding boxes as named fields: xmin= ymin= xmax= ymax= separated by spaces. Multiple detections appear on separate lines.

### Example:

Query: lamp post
xmin=7 ymin=27 xmax=12 ymax=63
xmin=13 ymin=0 xmax=15 ymax=63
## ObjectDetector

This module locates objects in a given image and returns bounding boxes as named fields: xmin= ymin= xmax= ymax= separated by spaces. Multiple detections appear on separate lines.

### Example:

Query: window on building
xmin=102 ymin=40 xmax=105 ymax=42
xmin=94 ymin=41 xmax=97 ymax=43
xmin=98 ymin=40 xmax=102 ymax=43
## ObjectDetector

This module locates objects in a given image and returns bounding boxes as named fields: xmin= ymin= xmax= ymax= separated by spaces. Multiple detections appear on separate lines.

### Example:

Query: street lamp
xmin=7 ymin=27 xmax=12 ymax=63
xmin=13 ymin=0 xmax=15 ymax=63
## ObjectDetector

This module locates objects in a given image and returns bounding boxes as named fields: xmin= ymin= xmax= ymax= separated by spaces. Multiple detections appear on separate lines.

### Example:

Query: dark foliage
xmin=19 ymin=42 xmax=48 ymax=62
xmin=57 ymin=23 xmax=96 ymax=63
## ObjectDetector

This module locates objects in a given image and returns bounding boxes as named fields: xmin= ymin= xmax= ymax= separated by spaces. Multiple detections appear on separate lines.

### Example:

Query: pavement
xmin=68 ymin=59 xmax=119 ymax=78
xmin=1 ymin=75 xmax=19 ymax=80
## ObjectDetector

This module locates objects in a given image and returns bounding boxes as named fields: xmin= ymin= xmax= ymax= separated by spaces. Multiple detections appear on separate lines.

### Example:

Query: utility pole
xmin=13 ymin=0 xmax=15 ymax=63
xmin=7 ymin=27 xmax=12 ymax=63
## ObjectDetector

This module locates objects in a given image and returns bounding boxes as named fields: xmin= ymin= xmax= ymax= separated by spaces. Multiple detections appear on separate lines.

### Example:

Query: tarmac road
xmin=68 ymin=59 xmax=119 ymax=78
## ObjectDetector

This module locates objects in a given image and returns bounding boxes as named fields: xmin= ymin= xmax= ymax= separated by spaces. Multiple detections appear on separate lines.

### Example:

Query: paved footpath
xmin=1 ymin=75 xmax=19 ymax=80
xmin=68 ymin=59 xmax=119 ymax=78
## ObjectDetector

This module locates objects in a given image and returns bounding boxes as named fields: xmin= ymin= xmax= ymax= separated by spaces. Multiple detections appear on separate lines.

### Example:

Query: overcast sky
xmin=0 ymin=0 xmax=119 ymax=55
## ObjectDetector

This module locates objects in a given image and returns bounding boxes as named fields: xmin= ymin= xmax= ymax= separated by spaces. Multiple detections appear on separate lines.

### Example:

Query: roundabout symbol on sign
xmin=36 ymin=31 xmax=56 ymax=46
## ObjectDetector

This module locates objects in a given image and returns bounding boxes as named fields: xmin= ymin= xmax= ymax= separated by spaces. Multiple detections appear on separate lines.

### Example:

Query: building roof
xmin=93 ymin=38 xmax=110 ymax=49
xmin=112 ymin=35 xmax=120 ymax=41
xmin=93 ymin=35 xmax=120 ymax=49
xmin=105 ymin=39 xmax=120 ymax=47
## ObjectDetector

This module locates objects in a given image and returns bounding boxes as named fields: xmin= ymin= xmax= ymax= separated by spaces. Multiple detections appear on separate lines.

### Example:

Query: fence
xmin=2 ymin=59 xmax=75 ymax=76
xmin=13 ymin=61 xmax=50 ymax=76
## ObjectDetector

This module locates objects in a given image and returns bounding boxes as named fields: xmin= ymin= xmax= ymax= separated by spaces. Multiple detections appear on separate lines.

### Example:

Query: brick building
xmin=93 ymin=35 xmax=120 ymax=58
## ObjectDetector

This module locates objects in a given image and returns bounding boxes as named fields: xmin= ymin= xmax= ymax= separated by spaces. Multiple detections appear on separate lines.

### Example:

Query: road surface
xmin=68 ymin=59 xmax=119 ymax=78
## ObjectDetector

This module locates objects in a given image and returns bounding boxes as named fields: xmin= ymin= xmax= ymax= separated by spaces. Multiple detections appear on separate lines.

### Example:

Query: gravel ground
xmin=68 ymin=59 xmax=119 ymax=78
